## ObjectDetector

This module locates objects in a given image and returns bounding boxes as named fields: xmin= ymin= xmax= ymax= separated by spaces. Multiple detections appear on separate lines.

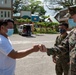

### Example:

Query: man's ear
xmin=0 ymin=25 xmax=6 ymax=31
xmin=1 ymin=26 xmax=4 ymax=30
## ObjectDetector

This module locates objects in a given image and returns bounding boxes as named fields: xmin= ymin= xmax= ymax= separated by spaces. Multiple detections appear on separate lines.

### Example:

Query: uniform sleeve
xmin=54 ymin=36 xmax=59 ymax=46
xmin=53 ymin=36 xmax=59 ymax=57
xmin=69 ymin=32 xmax=76 ymax=49
xmin=46 ymin=35 xmax=69 ymax=56
xmin=47 ymin=36 xmax=61 ymax=56
xmin=47 ymin=46 xmax=62 ymax=56
xmin=0 ymin=39 xmax=14 ymax=56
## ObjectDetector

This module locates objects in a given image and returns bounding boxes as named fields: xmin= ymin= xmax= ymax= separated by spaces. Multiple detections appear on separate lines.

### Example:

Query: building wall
xmin=0 ymin=0 xmax=13 ymax=19
xmin=0 ymin=0 xmax=12 ymax=8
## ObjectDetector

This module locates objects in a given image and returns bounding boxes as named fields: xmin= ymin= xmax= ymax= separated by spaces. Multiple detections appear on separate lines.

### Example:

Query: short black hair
xmin=59 ymin=23 xmax=69 ymax=28
xmin=0 ymin=19 xmax=4 ymax=26
xmin=0 ymin=19 xmax=14 ymax=27
xmin=3 ymin=18 xmax=14 ymax=24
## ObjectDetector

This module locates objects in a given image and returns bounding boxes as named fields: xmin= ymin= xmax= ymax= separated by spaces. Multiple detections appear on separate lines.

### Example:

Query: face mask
xmin=59 ymin=29 xmax=66 ymax=34
xmin=6 ymin=29 xmax=14 ymax=36
xmin=68 ymin=19 xmax=76 ymax=28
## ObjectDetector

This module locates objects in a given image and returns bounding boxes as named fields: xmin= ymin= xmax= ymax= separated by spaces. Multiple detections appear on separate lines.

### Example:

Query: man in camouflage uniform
xmin=40 ymin=6 xmax=76 ymax=75
xmin=52 ymin=23 xmax=69 ymax=75
xmin=68 ymin=6 xmax=76 ymax=75
xmin=68 ymin=28 xmax=76 ymax=75
xmin=40 ymin=23 xmax=70 ymax=75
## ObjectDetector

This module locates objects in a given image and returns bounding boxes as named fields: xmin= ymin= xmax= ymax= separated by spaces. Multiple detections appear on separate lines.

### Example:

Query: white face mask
xmin=68 ymin=19 xmax=76 ymax=28
xmin=6 ymin=29 xmax=14 ymax=36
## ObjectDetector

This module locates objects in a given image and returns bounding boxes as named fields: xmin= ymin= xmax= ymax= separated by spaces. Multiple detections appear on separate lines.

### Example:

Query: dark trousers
xmin=55 ymin=60 xmax=69 ymax=75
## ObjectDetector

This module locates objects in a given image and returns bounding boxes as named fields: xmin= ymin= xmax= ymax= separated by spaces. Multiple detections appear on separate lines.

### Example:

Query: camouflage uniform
xmin=54 ymin=34 xmax=70 ymax=75
xmin=68 ymin=28 xmax=76 ymax=75
xmin=47 ymin=28 xmax=76 ymax=75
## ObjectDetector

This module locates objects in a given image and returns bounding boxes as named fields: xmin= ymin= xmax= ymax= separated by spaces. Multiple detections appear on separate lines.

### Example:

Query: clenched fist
xmin=39 ymin=44 xmax=47 ymax=52
xmin=32 ymin=45 xmax=40 ymax=52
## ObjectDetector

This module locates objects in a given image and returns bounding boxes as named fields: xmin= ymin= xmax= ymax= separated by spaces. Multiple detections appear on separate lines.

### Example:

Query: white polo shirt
xmin=0 ymin=35 xmax=16 ymax=75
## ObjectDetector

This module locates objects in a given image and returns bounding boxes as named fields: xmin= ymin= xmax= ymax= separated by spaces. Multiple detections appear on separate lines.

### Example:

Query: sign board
xmin=68 ymin=19 xmax=76 ymax=28
xmin=31 ymin=15 xmax=39 ymax=22
xmin=20 ymin=11 xmax=31 ymax=17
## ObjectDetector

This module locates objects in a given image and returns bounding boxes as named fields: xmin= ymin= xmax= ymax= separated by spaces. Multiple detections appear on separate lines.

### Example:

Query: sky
xmin=40 ymin=0 xmax=56 ymax=16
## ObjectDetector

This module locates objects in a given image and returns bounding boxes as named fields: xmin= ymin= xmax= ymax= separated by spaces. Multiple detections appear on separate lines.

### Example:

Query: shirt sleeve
xmin=0 ymin=39 xmax=14 ymax=56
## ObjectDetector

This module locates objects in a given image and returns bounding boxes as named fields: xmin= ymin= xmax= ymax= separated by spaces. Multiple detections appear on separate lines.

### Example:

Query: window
xmin=1 ymin=11 xmax=3 ymax=17
xmin=20 ymin=26 xmax=23 ymax=29
xmin=4 ymin=11 xmax=6 ymax=17
xmin=5 ymin=0 xmax=7 ymax=4
xmin=8 ymin=11 xmax=10 ymax=17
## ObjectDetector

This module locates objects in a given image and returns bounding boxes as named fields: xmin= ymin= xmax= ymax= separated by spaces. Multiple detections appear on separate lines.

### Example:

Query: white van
xmin=18 ymin=24 xmax=32 ymax=36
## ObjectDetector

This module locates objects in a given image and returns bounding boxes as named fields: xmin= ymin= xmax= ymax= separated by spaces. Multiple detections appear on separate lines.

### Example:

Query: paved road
xmin=9 ymin=34 xmax=59 ymax=75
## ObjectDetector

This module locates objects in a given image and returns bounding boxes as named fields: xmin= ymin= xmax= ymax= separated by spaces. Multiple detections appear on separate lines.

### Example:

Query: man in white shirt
xmin=0 ymin=19 xmax=40 ymax=75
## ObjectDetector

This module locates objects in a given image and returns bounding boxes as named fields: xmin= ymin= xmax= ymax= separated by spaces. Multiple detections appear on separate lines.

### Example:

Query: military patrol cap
xmin=68 ymin=6 xmax=76 ymax=16
xmin=59 ymin=23 xmax=69 ymax=28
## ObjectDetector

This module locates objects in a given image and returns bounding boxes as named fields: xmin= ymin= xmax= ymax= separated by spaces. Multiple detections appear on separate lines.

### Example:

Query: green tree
xmin=45 ymin=0 xmax=76 ymax=11
xmin=13 ymin=0 xmax=21 ymax=13
xmin=13 ymin=0 xmax=46 ymax=16
xmin=21 ymin=0 xmax=46 ymax=15
xmin=58 ymin=0 xmax=74 ymax=7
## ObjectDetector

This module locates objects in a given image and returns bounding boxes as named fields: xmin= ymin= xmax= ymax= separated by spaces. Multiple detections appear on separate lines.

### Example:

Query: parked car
xmin=18 ymin=24 xmax=32 ymax=36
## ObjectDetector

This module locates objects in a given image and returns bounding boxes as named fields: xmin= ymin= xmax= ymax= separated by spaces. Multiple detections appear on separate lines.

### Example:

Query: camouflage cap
xmin=59 ymin=23 xmax=69 ymax=28
xmin=68 ymin=6 xmax=76 ymax=16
